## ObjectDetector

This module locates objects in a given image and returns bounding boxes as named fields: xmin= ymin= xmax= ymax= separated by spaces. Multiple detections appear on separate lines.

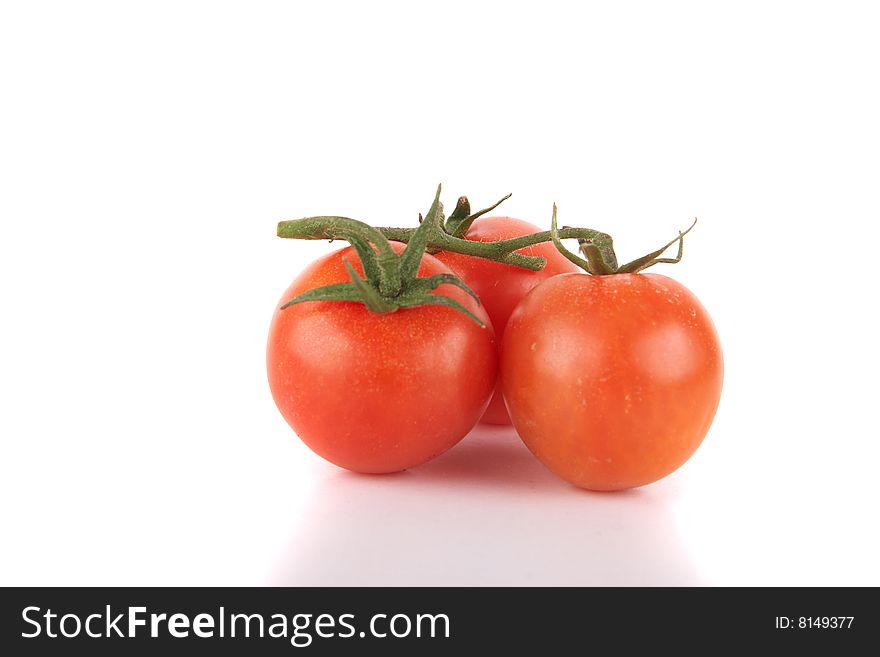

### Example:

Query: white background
xmin=2 ymin=1 xmax=878 ymax=586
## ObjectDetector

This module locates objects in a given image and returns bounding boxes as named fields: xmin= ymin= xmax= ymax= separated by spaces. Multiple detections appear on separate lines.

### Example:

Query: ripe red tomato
xmin=501 ymin=273 xmax=723 ymax=490
xmin=435 ymin=216 xmax=580 ymax=424
xmin=267 ymin=243 xmax=498 ymax=474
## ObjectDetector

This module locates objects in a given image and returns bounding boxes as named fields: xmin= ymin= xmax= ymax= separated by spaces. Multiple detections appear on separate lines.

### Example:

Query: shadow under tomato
xmin=269 ymin=425 xmax=704 ymax=586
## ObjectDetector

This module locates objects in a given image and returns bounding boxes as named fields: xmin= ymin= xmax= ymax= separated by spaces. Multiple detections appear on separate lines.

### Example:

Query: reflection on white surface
xmin=271 ymin=426 xmax=703 ymax=586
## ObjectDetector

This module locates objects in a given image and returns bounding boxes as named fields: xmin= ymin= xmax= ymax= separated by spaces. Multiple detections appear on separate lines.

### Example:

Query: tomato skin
xmin=435 ymin=216 xmax=580 ymax=424
xmin=267 ymin=243 xmax=497 ymax=474
xmin=501 ymin=273 xmax=723 ymax=491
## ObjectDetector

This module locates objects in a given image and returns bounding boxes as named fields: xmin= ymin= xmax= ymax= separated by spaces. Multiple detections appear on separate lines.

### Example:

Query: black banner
xmin=0 ymin=587 xmax=873 ymax=654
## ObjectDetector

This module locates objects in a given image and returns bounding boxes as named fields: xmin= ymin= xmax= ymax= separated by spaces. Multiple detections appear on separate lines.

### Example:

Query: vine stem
xmin=278 ymin=217 xmax=618 ymax=272
xmin=277 ymin=193 xmax=692 ymax=277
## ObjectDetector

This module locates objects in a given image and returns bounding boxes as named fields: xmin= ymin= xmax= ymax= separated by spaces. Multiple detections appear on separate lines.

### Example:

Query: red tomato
xmin=435 ymin=216 xmax=580 ymax=424
xmin=501 ymin=273 xmax=723 ymax=490
xmin=267 ymin=243 xmax=498 ymax=474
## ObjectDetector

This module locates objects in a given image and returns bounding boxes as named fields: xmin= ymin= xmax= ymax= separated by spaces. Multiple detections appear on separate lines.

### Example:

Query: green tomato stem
xmin=278 ymin=219 xmax=620 ymax=272
xmin=276 ymin=189 xmax=694 ymax=277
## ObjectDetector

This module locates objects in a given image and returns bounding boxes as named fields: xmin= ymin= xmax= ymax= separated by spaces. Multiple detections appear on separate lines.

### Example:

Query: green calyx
xmin=280 ymin=186 xmax=486 ymax=327
xmin=443 ymin=193 xmax=512 ymax=239
xmin=549 ymin=204 xmax=697 ymax=275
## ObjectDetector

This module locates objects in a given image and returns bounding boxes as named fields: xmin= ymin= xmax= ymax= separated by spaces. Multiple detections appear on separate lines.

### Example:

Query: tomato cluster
xmin=268 ymin=200 xmax=723 ymax=491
